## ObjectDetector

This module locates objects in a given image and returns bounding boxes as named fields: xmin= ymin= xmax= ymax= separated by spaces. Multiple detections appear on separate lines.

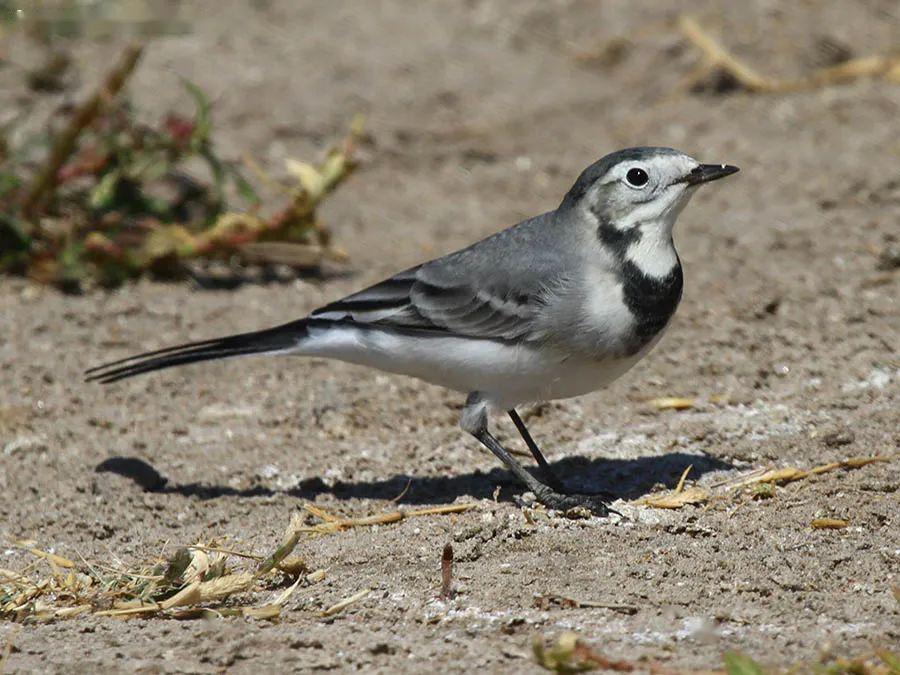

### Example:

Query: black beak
xmin=683 ymin=163 xmax=740 ymax=186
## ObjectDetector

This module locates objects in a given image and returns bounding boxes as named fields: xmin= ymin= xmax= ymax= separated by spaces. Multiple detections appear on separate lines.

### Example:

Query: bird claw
xmin=533 ymin=488 xmax=612 ymax=517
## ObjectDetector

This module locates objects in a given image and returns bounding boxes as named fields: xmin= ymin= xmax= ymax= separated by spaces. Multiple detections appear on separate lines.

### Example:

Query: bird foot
xmin=530 ymin=487 xmax=613 ymax=517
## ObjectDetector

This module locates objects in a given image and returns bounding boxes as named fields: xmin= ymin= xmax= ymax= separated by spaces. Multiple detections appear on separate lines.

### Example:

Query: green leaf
xmin=126 ymin=151 xmax=170 ymax=184
xmin=229 ymin=164 xmax=260 ymax=206
xmin=90 ymin=169 xmax=122 ymax=211
xmin=723 ymin=651 xmax=767 ymax=675
xmin=200 ymin=147 xmax=226 ymax=215
xmin=180 ymin=78 xmax=212 ymax=151
xmin=162 ymin=548 xmax=193 ymax=587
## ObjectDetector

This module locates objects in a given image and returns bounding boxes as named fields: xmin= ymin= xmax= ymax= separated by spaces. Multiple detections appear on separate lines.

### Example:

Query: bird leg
xmin=461 ymin=394 xmax=609 ymax=516
xmin=507 ymin=408 xmax=566 ymax=492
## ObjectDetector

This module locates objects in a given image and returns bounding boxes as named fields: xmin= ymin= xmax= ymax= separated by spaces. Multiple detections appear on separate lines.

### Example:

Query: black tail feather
xmin=83 ymin=336 xmax=226 ymax=375
xmin=85 ymin=318 xmax=310 ymax=384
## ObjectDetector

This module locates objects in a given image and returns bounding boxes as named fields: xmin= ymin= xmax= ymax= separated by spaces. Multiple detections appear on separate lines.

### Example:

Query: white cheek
xmin=614 ymin=195 xmax=666 ymax=230
xmin=666 ymin=185 xmax=698 ymax=221
xmin=624 ymin=188 xmax=694 ymax=279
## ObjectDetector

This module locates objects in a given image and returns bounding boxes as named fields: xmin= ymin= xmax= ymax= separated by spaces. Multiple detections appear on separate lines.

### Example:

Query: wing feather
xmin=309 ymin=211 xmax=567 ymax=341
xmin=309 ymin=266 xmax=543 ymax=340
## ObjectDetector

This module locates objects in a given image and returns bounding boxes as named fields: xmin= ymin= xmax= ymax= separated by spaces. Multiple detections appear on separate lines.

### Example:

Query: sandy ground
xmin=1 ymin=1 xmax=898 ymax=672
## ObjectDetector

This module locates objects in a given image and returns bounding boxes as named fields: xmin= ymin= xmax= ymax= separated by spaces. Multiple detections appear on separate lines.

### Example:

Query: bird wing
xmin=310 ymin=263 xmax=544 ymax=341
xmin=310 ymin=212 xmax=566 ymax=341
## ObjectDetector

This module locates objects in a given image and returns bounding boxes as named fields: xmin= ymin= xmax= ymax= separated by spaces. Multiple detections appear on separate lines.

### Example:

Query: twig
xmin=803 ymin=55 xmax=900 ymax=89
xmin=679 ymin=15 xmax=773 ymax=91
xmin=536 ymin=593 xmax=638 ymax=615
xmin=299 ymin=503 xmax=476 ymax=535
xmin=15 ymin=545 xmax=75 ymax=569
xmin=319 ymin=588 xmax=371 ymax=617
xmin=271 ymin=575 xmax=304 ymax=607
xmin=811 ymin=518 xmax=849 ymax=530
xmin=679 ymin=15 xmax=900 ymax=93
xmin=440 ymin=543 xmax=453 ymax=599
xmin=674 ymin=465 xmax=692 ymax=494
xmin=190 ymin=545 xmax=263 ymax=561
xmin=810 ymin=456 xmax=889 ymax=474
xmin=388 ymin=478 xmax=413 ymax=504
xmin=403 ymin=504 xmax=477 ymax=518
xmin=729 ymin=467 xmax=807 ymax=489
xmin=636 ymin=455 xmax=892 ymax=510
xmin=21 ymin=43 xmax=143 ymax=219
xmin=649 ymin=397 xmax=698 ymax=411
xmin=304 ymin=504 xmax=342 ymax=523
xmin=638 ymin=486 xmax=709 ymax=509
xmin=191 ymin=544 xmax=306 ymax=572
xmin=255 ymin=530 xmax=301 ymax=577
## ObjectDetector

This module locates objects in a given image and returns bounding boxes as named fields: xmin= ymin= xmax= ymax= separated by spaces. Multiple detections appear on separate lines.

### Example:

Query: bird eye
xmin=626 ymin=168 xmax=649 ymax=187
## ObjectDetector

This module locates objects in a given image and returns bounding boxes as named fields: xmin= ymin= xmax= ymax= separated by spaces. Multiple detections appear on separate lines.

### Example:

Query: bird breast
xmin=543 ymin=250 xmax=682 ymax=361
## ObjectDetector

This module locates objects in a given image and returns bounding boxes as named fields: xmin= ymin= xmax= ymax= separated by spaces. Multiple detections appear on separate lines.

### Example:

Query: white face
xmin=585 ymin=152 xmax=701 ymax=234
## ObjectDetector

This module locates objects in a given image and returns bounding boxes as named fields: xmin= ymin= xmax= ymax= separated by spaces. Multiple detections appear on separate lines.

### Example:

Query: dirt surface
xmin=1 ymin=1 xmax=898 ymax=672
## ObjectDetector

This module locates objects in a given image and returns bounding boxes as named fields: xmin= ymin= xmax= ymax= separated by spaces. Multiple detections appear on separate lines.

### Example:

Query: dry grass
xmin=0 ymin=450 xmax=889 ymax=625
xmin=573 ymin=14 xmax=900 ymax=99
xmin=635 ymin=456 xmax=892 ymax=510
xmin=319 ymin=588 xmax=372 ymax=618
xmin=647 ymin=396 xmax=729 ymax=411
xmin=0 ymin=501 xmax=474 ymax=624
xmin=1 ymin=43 xmax=361 ymax=290
xmin=678 ymin=15 xmax=900 ymax=94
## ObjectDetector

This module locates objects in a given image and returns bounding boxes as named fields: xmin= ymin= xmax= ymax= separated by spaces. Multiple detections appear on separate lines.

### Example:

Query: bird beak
xmin=681 ymin=163 xmax=740 ymax=186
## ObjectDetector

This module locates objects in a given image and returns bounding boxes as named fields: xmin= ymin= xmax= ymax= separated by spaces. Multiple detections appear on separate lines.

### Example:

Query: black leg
xmin=473 ymin=427 xmax=609 ymax=516
xmin=507 ymin=409 xmax=566 ymax=492
xmin=460 ymin=394 xmax=609 ymax=516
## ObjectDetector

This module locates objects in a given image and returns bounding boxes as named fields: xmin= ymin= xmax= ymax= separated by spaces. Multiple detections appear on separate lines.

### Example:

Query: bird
xmin=86 ymin=147 xmax=739 ymax=515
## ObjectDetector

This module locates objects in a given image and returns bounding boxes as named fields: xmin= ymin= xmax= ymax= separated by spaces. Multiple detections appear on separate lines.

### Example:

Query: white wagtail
xmin=87 ymin=147 xmax=738 ymax=515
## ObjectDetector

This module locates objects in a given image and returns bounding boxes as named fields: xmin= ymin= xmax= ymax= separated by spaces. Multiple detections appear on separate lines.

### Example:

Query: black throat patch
xmin=620 ymin=259 xmax=683 ymax=347
xmin=594 ymin=211 xmax=642 ymax=256
xmin=595 ymin=216 xmax=683 ymax=350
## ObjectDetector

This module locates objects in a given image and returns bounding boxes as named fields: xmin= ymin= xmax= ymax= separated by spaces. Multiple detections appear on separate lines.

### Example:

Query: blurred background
xmin=2 ymin=0 xmax=898 ymax=290
xmin=0 ymin=2 xmax=898 ymax=671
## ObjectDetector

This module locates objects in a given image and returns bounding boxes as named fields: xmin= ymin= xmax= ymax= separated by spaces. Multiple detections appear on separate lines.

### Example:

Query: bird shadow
xmin=95 ymin=451 xmax=734 ymax=506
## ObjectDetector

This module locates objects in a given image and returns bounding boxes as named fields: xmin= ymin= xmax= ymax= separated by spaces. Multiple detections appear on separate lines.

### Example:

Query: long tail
xmin=85 ymin=318 xmax=312 ymax=384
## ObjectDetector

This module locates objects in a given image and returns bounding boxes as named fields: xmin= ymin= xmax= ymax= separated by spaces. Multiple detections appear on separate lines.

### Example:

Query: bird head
xmin=561 ymin=147 xmax=739 ymax=241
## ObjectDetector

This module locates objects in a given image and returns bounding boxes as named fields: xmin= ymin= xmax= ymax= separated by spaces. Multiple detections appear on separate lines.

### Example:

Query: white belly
xmin=293 ymin=323 xmax=658 ymax=410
